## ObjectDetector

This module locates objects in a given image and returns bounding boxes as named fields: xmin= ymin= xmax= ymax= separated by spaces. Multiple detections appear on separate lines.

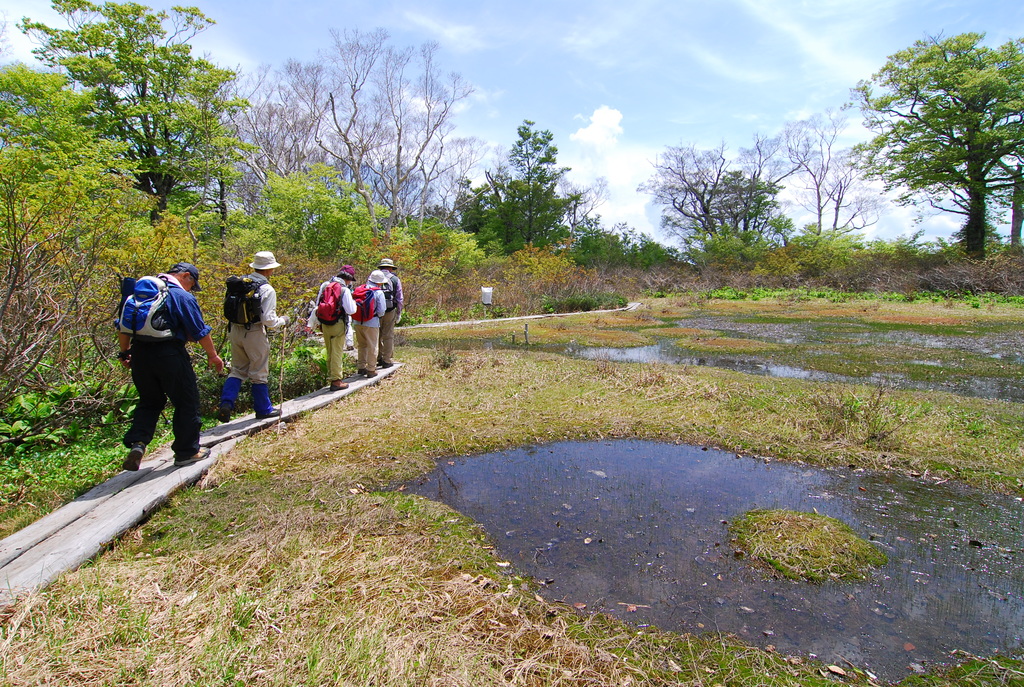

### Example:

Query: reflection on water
xmin=406 ymin=440 xmax=1024 ymax=682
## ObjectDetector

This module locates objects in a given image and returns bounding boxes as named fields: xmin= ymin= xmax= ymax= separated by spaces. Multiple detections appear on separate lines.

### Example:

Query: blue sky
xmin=4 ymin=0 xmax=1024 ymax=245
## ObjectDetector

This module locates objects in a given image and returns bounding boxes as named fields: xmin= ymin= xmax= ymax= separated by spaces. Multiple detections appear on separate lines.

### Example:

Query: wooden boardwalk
xmin=0 ymin=365 xmax=401 ymax=610
xmin=0 ymin=302 xmax=642 ymax=610
xmin=401 ymin=301 xmax=641 ymax=330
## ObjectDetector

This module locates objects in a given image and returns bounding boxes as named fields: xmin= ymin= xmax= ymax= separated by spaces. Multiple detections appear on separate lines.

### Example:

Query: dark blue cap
xmin=168 ymin=262 xmax=201 ymax=291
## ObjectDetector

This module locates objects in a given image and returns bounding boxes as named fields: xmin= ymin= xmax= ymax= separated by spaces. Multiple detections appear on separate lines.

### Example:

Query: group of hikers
xmin=115 ymin=253 xmax=403 ymax=472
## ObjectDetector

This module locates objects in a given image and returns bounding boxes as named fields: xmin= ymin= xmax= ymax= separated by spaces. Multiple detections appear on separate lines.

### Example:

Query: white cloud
xmin=734 ymin=0 xmax=886 ymax=84
xmin=682 ymin=43 xmax=779 ymax=84
xmin=563 ymin=106 xmax=664 ymax=238
xmin=402 ymin=11 xmax=487 ymax=53
xmin=569 ymin=105 xmax=623 ymax=148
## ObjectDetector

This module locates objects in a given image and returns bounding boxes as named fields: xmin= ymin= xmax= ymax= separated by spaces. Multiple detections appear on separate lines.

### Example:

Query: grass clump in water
xmin=730 ymin=508 xmax=887 ymax=583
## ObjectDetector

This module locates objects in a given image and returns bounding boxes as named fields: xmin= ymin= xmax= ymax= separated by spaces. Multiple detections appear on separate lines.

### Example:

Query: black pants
xmin=123 ymin=340 xmax=201 ymax=457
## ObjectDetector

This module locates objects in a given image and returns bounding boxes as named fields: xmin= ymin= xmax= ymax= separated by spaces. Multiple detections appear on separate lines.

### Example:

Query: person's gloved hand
xmin=396 ymin=310 xmax=402 ymax=325
xmin=281 ymin=315 xmax=291 ymax=326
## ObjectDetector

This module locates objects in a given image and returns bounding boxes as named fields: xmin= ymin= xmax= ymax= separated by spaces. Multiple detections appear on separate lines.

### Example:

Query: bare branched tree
xmin=299 ymin=28 xmax=476 ymax=237
xmin=783 ymin=110 xmax=883 ymax=235
xmin=643 ymin=136 xmax=792 ymax=244
xmin=560 ymin=177 xmax=609 ymax=234
xmin=230 ymin=63 xmax=330 ymax=212
xmin=642 ymin=142 xmax=730 ymax=240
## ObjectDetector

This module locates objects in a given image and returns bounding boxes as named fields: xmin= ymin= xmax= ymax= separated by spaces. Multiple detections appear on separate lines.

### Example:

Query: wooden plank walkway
xmin=399 ymin=301 xmax=641 ymax=330
xmin=0 ymin=301 xmax=642 ymax=609
xmin=0 ymin=364 xmax=401 ymax=610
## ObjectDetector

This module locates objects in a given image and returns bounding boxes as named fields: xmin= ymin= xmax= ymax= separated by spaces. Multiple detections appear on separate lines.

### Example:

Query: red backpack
xmin=350 ymin=284 xmax=379 ymax=323
xmin=315 ymin=280 xmax=345 ymax=325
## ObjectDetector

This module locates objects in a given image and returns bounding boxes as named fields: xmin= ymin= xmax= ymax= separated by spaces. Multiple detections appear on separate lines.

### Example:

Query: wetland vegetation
xmin=729 ymin=509 xmax=889 ymax=583
xmin=4 ymin=294 xmax=1024 ymax=685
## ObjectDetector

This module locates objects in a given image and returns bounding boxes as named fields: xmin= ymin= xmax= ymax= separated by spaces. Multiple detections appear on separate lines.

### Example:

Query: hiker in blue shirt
xmin=117 ymin=262 xmax=224 ymax=471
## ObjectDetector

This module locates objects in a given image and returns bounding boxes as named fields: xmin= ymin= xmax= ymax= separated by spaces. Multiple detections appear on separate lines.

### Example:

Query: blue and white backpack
xmin=117 ymin=276 xmax=174 ymax=341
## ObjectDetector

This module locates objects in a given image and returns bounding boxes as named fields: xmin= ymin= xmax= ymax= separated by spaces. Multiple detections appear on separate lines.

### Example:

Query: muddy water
xmin=406 ymin=440 xmax=1024 ymax=682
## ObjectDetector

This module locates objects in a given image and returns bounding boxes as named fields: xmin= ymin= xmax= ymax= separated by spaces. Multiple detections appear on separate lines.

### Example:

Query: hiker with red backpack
xmin=217 ymin=251 xmax=290 ymax=422
xmin=312 ymin=265 xmax=357 ymax=390
xmin=351 ymin=270 xmax=389 ymax=377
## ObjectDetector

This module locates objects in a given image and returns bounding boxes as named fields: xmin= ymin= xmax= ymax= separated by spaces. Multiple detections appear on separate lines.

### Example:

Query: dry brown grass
xmin=4 ymin=329 xmax=1024 ymax=685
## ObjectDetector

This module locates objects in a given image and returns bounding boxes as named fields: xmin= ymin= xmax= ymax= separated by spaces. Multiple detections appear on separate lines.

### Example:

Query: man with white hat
xmin=217 ymin=251 xmax=290 ymax=421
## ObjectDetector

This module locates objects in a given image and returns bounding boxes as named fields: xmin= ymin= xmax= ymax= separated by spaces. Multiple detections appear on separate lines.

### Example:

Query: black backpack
xmin=223 ymin=273 xmax=268 ymax=326
xmin=381 ymin=274 xmax=397 ymax=311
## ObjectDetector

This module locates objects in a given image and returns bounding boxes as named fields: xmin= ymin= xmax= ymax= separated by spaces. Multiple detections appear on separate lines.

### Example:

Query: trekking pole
xmin=275 ymin=316 xmax=289 ymax=432
xmin=274 ymin=305 xmax=300 ymax=433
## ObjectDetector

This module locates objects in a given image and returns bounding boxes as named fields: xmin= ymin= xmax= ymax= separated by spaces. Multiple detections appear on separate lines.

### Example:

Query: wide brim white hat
xmin=368 ymin=270 xmax=389 ymax=284
xmin=250 ymin=251 xmax=282 ymax=270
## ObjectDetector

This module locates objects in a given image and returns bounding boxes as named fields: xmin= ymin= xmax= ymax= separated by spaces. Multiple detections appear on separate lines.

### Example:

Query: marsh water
xmin=406 ymin=440 xmax=1024 ymax=682
xmin=410 ymin=312 xmax=1024 ymax=402
xmin=565 ymin=337 xmax=1024 ymax=403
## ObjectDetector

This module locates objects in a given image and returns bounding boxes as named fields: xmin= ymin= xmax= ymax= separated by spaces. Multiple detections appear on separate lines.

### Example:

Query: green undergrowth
xmin=0 ymin=425 xmax=172 ymax=539
xmin=683 ymin=286 xmax=1024 ymax=306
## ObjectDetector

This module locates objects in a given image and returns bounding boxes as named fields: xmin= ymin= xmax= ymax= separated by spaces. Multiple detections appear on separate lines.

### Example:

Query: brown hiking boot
xmin=330 ymin=381 xmax=349 ymax=391
xmin=364 ymin=370 xmax=377 ymax=378
xmin=122 ymin=442 xmax=146 ymax=471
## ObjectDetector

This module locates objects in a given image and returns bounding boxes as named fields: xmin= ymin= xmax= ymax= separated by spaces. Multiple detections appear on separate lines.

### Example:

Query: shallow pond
xmin=405 ymin=440 xmax=1024 ymax=682
xmin=408 ymin=310 xmax=1024 ymax=402
xmin=565 ymin=338 xmax=1024 ymax=403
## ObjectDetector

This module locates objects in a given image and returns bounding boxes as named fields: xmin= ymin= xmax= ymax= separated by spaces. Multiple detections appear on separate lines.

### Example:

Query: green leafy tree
xmin=238 ymin=165 xmax=374 ymax=259
xmin=853 ymin=33 xmax=1024 ymax=258
xmin=21 ymin=0 xmax=246 ymax=219
xmin=0 ymin=63 xmax=146 ymax=414
xmin=469 ymin=121 xmax=571 ymax=253
xmin=568 ymin=221 xmax=678 ymax=269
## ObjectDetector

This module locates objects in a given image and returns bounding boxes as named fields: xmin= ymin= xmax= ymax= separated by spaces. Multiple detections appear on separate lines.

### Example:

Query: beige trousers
xmin=354 ymin=324 xmax=379 ymax=373
xmin=321 ymin=319 xmax=348 ymax=382
xmin=378 ymin=309 xmax=398 ymax=364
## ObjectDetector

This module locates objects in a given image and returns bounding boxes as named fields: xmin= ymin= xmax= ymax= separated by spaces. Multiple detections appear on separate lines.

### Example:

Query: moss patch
xmin=730 ymin=509 xmax=888 ymax=583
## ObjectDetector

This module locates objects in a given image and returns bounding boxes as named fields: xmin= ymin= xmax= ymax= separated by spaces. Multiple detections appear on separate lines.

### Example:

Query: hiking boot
xmin=122 ymin=442 xmax=146 ymax=471
xmin=216 ymin=402 xmax=232 ymax=423
xmin=256 ymin=408 xmax=281 ymax=419
xmin=377 ymin=361 xmax=393 ymax=369
xmin=356 ymin=368 xmax=368 ymax=376
xmin=173 ymin=447 xmax=210 ymax=467
xmin=364 ymin=370 xmax=377 ymax=378
xmin=329 ymin=381 xmax=349 ymax=391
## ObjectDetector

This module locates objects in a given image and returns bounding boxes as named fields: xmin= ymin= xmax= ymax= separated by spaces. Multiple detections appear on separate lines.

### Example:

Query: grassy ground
xmin=729 ymin=509 xmax=888 ymax=583
xmin=3 ymin=297 xmax=1024 ymax=685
